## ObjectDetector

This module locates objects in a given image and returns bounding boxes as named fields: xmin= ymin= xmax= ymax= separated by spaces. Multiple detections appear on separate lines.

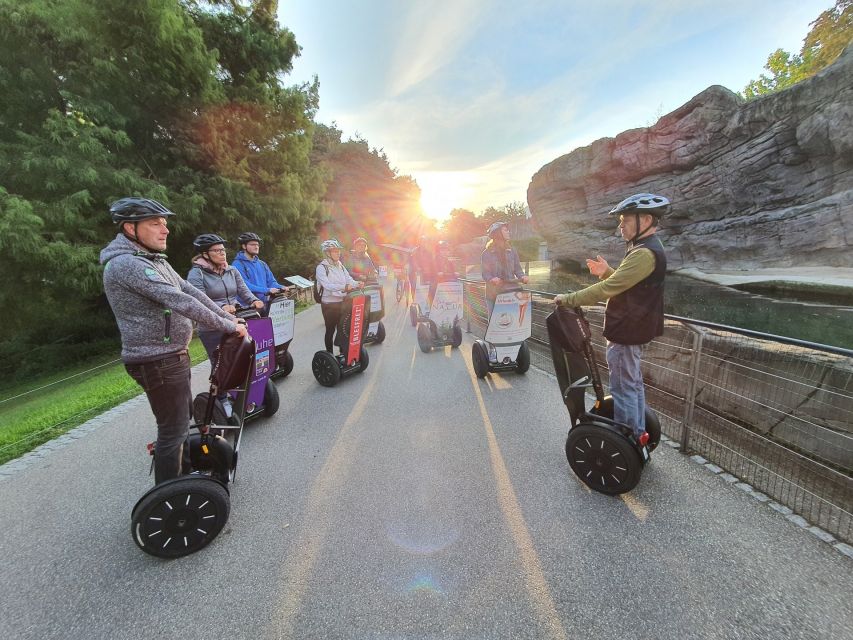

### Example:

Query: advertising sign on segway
xmin=362 ymin=283 xmax=386 ymax=345
xmin=267 ymin=290 xmax=295 ymax=379
xmin=415 ymin=280 xmax=464 ymax=353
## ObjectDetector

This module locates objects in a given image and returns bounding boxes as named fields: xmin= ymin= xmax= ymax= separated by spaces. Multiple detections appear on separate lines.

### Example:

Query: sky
xmin=277 ymin=0 xmax=830 ymax=220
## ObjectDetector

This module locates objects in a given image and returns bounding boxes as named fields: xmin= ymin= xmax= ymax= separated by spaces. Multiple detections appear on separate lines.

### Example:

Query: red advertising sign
xmin=347 ymin=295 xmax=367 ymax=365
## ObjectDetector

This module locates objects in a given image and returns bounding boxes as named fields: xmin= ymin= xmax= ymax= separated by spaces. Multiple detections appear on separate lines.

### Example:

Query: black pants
xmin=125 ymin=352 xmax=193 ymax=484
xmin=321 ymin=302 xmax=342 ymax=352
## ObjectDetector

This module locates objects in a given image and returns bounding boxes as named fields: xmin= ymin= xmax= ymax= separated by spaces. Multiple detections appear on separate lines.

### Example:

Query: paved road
xmin=1 ymin=290 xmax=851 ymax=640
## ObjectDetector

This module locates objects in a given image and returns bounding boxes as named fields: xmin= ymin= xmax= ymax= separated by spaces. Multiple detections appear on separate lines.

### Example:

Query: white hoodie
xmin=316 ymin=259 xmax=358 ymax=303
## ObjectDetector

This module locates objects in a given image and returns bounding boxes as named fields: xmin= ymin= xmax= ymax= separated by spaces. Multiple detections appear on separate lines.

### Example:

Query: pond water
xmin=521 ymin=264 xmax=853 ymax=350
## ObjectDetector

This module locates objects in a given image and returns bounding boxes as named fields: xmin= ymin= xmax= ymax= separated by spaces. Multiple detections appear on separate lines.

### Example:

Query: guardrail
xmin=461 ymin=278 xmax=853 ymax=544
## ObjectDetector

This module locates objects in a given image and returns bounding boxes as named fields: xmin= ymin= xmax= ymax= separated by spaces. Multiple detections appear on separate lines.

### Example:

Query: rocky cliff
xmin=527 ymin=43 xmax=853 ymax=272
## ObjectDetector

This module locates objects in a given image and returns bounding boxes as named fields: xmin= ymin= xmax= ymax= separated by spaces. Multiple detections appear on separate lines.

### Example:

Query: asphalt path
xmin=1 ymin=288 xmax=851 ymax=640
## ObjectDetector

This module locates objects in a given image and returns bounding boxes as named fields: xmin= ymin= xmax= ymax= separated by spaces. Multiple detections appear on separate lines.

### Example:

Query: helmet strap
xmin=629 ymin=213 xmax=656 ymax=244
xmin=121 ymin=221 xmax=159 ymax=254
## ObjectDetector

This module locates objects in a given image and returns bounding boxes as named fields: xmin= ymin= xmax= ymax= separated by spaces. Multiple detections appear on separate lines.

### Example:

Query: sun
xmin=415 ymin=171 xmax=472 ymax=222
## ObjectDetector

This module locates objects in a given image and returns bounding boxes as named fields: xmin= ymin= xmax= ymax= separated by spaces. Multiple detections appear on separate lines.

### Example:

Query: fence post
xmin=680 ymin=325 xmax=705 ymax=452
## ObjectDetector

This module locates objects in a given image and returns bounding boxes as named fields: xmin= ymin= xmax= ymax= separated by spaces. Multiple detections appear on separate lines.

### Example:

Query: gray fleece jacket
xmin=187 ymin=256 xmax=259 ymax=312
xmin=100 ymin=234 xmax=238 ymax=363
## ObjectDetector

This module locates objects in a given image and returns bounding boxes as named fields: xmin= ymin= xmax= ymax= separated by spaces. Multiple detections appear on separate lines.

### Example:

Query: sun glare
xmin=416 ymin=171 xmax=473 ymax=222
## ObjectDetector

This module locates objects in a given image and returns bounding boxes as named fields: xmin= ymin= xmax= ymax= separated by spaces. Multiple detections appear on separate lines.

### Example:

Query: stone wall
xmin=527 ymin=43 xmax=853 ymax=271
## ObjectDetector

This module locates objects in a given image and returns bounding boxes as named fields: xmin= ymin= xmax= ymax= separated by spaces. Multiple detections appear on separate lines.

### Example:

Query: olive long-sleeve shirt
xmin=554 ymin=248 xmax=656 ymax=307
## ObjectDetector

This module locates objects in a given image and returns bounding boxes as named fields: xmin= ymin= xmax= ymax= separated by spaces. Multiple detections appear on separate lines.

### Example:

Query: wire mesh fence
xmin=462 ymin=278 xmax=853 ymax=544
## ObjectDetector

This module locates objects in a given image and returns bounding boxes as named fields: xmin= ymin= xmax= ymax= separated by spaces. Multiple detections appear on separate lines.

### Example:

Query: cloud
xmin=386 ymin=0 xmax=489 ymax=97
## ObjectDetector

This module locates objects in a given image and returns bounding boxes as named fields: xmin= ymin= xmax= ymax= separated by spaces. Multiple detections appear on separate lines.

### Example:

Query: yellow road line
xmin=464 ymin=358 xmax=570 ymax=640
xmin=267 ymin=351 xmax=383 ymax=639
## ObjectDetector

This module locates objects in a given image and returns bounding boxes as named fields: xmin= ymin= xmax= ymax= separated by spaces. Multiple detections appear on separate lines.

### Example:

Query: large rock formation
xmin=527 ymin=43 xmax=853 ymax=272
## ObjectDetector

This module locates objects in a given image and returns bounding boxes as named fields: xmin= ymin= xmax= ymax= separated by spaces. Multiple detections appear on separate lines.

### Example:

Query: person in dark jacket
xmin=553 ymin=193 xmax=670 ymax=440
xmin=347 ymin=237 xmax=379 ymax=284
xmin=231 ymin=232 xmax=286 ymax=306
xmin=480 ymin=221 xmax=528 ymax=315
xmin=100 ymin=198 xmax=247 ymax=484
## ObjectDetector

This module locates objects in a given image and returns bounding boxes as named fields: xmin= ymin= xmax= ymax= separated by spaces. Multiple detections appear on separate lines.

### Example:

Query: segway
xmin=415 ymin=280 xmax=463 ymax=353
xmin=267 ymin=289 xmax=296 ymax=380
xmin=546 ymin=305 xmax=661 ymax=495
xmin=361 ymin=282 xmax=386 ymax=345
xmin=311 ymin=290 xmax=371 ymax=387
xmin=130 ymin=330 xmax=256 ymax=558
xmin=192 ymin=305 xmax=280 ymax=425
xmin=471 ymin=281 xmax=531 ymax=377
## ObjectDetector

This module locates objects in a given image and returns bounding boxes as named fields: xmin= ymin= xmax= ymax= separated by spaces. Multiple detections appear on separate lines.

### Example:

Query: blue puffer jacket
xmin=232 ymin=251 xmax=285 ymax=302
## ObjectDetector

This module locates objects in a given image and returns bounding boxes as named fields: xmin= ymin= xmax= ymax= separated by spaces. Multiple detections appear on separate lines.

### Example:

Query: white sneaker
xmin=221 ymin=398 xmax=234 ymax=418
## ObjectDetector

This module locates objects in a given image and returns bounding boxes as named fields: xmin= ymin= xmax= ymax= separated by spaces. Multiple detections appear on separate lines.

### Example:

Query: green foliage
xmin=742 ymin=0 xmax=852 ymax=99
xmin=312 ymin=122 xmax=429 ymax=249
xmin=0 ymin=0 xmax=328 ymax=384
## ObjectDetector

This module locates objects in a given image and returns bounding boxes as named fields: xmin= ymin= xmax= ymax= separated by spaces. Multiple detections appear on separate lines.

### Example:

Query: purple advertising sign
xmin=246 ymin=316 xmax=275 ymax=408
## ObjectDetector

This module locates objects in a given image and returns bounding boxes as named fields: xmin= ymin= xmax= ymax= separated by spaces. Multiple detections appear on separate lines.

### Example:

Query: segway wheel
xmin=312 ymin=350 xmax=341 ymax=387
xmin=409 ymin=303 xmax=418 ymax=327
xmin=263 ymin=379 xmax=280 ymax=417
xmin=276 ymin=350 xmax=294 ymax=378
xmin=592 ymin=397 xmax=661 ymax=452
xmin=358 ymin=346 xmax=369 ymax=372
xmin=417 ymin=323 xmax=433 ymax=353
xmin=451 ymin=325 xmax=463 ymax=348
xmin=374 ymin=321 xmax=386 ymax=344
xmin=565 ymin=425 xmax=642 ymax=495
xmin=472 ymin=342 xmax=489 ymax=379
xmin=131 ymin=477 xmax=230 ymax=558
xmin=516 ymin=341 xmax=530 ymax=374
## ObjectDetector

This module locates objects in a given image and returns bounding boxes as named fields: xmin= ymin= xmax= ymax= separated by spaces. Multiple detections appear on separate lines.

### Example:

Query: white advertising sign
xmin=268 ymin=298 xmax=295 ymax=345
xmin=485 ymin=290 xmax=532 ymax=345
xmin=429 ymin=282 xmax=463 ymax=337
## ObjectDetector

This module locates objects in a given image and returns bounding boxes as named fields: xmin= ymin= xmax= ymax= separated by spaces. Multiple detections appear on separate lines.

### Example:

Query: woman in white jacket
xmin=316 ymin=239 xmax=362 ymax=352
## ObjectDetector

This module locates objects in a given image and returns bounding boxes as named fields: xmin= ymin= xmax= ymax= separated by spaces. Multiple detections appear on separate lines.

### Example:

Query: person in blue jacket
xmin=232 ymin=232 xmax=286 ymax=307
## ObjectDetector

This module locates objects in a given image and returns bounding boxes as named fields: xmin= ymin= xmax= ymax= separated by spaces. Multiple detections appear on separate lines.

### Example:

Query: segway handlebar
xmin=268 ymin=287 xmax=297 ymax=301
xmin=234 ymin=305 xmax=263 ymax=320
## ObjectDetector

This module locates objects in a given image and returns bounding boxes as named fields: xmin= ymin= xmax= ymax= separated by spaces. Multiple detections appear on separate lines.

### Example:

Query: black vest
xmin=603 ymin=234 xmax=666 ymax=345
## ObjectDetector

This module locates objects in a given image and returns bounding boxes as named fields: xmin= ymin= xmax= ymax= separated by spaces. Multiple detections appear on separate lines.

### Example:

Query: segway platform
xmin=312 ymin=291 xmax=371 ymax=387
xmin=472 ymin=285 xmax=532 ymax=377
xmin=132 ymin=329 xmax=260 ymax=558
xmin=546 ymin=305 xmax=660 ymax=495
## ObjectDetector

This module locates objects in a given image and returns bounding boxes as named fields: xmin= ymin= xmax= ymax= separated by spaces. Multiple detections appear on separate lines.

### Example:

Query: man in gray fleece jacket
xmin=100 ymin=197 xmax=247 ymax=484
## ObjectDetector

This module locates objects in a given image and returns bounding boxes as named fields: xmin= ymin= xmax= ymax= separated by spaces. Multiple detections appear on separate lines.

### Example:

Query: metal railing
xmin=461 ymin=278 xmax=853 ymax=544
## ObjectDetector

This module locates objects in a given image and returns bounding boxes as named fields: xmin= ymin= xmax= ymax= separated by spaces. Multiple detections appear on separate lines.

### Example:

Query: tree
xmin=742 ymin=0 xmax=852 ymax=99
xmin=443 ymin=208 xmax=480 ymax=245
xmin=312 ymin=122 xmax=429 ymax=251
xmin=0 ymin=0 xmax=327 ymax=381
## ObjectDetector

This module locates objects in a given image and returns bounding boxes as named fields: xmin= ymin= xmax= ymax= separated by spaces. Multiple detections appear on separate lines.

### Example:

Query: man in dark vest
xmin=553 ymin=193 xmax=669 ymax=439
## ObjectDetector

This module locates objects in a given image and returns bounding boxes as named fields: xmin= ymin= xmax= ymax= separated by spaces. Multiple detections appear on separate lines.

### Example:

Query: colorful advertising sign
xmin=346 ymin=295 xmax=368 ymax=366
xmin=485 ymin=290 xmax=532 ymax=344
xmin=247 ymin=317 xmax=275 ymax=407
xmin=429 ymin=282 xmax=463 ymax=338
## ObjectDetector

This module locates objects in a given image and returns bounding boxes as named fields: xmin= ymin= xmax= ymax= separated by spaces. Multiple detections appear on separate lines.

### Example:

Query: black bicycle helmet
xmin=193 ymin=233 xmax=227 ymax=252
xmin=609 ymin=193 xmax=670 ymax=218
xmin=109 ymin=197 xmax=175 ymax=223
xmin=237 ymin=232 xmax=262 ymax=245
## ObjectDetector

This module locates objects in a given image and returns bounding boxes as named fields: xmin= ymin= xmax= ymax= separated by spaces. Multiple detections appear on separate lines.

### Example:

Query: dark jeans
xmin=321 ymin=302 xmax=342 ymax=352
xmin=125 ymin=351 xmax=193 ymax=484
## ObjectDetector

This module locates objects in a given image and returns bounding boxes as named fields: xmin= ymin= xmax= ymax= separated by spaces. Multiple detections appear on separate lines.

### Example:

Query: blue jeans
xmin=125 ymin=351 xmax=193 ymax=484
xmin=605 ymin=342 xmax=646 ymax=437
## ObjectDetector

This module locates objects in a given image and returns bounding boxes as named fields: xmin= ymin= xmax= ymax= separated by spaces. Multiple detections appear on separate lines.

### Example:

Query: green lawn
xmin=0 ymin=339 xmax=209 ymax=465
xmin=0 ymin=300 xmax=312 ymax=466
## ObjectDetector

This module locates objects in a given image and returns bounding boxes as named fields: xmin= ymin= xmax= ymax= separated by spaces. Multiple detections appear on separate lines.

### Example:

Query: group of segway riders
xmin=100 ymin=190 xmax=670 ymax=555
